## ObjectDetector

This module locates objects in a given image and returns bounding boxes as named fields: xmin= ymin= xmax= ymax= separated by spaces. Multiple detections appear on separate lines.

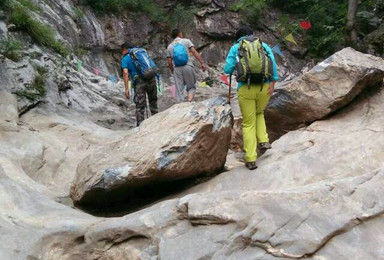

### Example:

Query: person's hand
xmin=201 ymin=63 xmax=206 ymax=71
xmin=268 ymin=82 xmax=275 ymax=96
xmin=125 ymin=89 xmax=131 ymax=99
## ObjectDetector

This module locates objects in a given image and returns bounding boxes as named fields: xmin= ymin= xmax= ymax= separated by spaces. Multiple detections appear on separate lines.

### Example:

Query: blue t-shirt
xmin=121 ymin=53 xmax=139 ymax=84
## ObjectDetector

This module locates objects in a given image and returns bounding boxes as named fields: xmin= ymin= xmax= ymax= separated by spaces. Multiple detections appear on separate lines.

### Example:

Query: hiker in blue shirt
xmin=224 ymin=26 xmax=279 ymax=170
xmin=121 ymin=42 xmax=158 ymax=126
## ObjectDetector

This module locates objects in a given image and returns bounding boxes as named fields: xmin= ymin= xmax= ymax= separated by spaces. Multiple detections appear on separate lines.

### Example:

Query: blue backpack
xmin=173 ymin=42 xmax=189 ymax=67
xmin=129 ymin=48 xmax=158 ymax=80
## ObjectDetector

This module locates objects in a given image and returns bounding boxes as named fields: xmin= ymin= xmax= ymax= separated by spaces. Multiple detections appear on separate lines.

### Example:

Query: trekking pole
xmin=146 ymin=94 xmax=149 ymax=119
xmin=228 ymin=74 xmax=232 ymax=104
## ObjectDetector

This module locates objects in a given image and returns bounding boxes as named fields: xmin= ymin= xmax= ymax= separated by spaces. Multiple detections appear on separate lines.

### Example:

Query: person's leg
xmin=145 ymin=78 xmax=158 ymax=116
xmin=238 ymin=86 xmax=257 ymax=163
xmin=183 ymin=65 xmax=197 ymax=102
xmin=255 ymin=82 xmax=271 ymax=144
xmin=134 ymin=80 xmax=147 ymax=126
xmin=174 ymin=67 xmax=186 ymax=102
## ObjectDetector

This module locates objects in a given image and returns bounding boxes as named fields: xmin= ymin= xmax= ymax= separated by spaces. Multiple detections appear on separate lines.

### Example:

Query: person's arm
xmin=122 ymin=68 xmax=130 ymax=99
xmin=167 ymin=57 xmax=174 ymax=74
xmin=223 ymin=45 xmax=238 ymax=75
xmin=189 ymin=47 xmax=206 ymax=71
xmin=263 ymin=43 xmax=279 ymax=95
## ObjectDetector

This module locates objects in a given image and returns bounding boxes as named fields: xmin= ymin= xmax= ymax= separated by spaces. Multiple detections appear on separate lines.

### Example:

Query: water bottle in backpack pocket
xmin=130 ymin=48 xmax=158 ymax=80
xmin=173 ymin=42 xmax=189 ymax=67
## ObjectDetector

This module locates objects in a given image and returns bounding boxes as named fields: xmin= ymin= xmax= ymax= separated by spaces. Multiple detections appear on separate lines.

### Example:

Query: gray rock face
xmin=0 ymin=91 xmax=18 ymax=131
xmin=1 ymin=1 xmax=384 ymax=259
xmin=0 ymin=74 xmax=383 ymax=260
xmin=2 ymin=82 xmax=382 ymax=260
xmin=266 ymin=47 xmax=384 ymax=140
xmin=71 ymin=97 xmax=232 ymax=206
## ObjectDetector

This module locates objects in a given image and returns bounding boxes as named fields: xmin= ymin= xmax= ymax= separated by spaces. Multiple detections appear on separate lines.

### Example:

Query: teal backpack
xmin=173 ymin=40 xmax=189 ymax=67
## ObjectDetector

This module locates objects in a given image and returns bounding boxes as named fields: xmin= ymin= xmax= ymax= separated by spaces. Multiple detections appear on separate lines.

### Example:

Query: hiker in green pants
xmin=224 ymin=26 xmax=279 ymax=170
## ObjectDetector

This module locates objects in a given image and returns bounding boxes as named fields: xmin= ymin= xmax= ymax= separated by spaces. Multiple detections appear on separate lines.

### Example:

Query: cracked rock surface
xmin=71 ymin=97 xmax=233 ymax=206
xmin=1 ymin=75 xmax=383 ymax=259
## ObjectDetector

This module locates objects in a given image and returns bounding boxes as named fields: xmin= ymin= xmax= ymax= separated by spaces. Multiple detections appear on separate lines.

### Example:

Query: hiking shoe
xmin=245 ymin=161 xmax=257 ymax=170
xmin=259 ymin=142 xmax=271 ymax=154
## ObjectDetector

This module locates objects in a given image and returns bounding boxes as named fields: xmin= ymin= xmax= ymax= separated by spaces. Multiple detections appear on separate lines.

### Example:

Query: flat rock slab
xmin=71 ymin=97 xmax=232 ymax=206
xmin=266 ymin=47 xmax=384 ymax=140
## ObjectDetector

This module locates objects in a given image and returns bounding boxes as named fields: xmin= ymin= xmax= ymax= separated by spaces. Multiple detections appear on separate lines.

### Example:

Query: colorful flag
xmin=109 ymin=75 xmax=116 ymax=84
xmin=93 ymin=68 xmax=100 ymax=76
xmin=169 ymin=85 xmax=176 ymax=98
xmin=156 ymin=75 xmax=163 ymax=94
xmin=220 ymin=74 xmax=229 ymax=86
xmin=76 ymin=60 xmax=82 ymax=71
xmin=130 ymin=87 xmax=134 ymax=102
xmin=300 ymin=21 xmax=311 ymax=30
xmin=285 ymin=33 xmax=298 ymax=45
xmin=272 ymin=44 xmax=284 ymax=57
xmin=199 ymin=81 xmax=208 ymax=87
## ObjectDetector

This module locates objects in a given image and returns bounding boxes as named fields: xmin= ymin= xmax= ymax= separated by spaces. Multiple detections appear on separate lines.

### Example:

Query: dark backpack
xmin=129 ymin=47 xmax=158 ymax=80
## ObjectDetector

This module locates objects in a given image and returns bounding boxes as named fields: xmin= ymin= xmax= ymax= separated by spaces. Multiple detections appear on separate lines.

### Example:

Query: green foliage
xmin=16 ymin=75 xmax=46 ymax=101
xmin=17 ymin=0 xmax=40 ymax=12
xmin=73 ymin=6 xmax=85 ymax=20
xmin=4 ymin=0 xmax=69 ymax=56
xmin=74 ymin=47 xmax=87 ymax=58
xmin=266 ymin=0 xmax=346 ymax=57
xmin=85 ymin=0 xmax=168 ymax=23
xmin=168 ymin=4 xmax=197 ymax=30
xmin=36 ymin=66 xmax=48 ymax=76
xmin=0 ymin=38 xmax=22 ymax=61
xmin=231 ymin=0 xmax=267 ymax=26
xmin=15 ymin=90 xmax=41 ymax=101
xmin=267 ymin=0 xmax=382 ymax=57
xmin=33 ymin=74 xmax=46 ymax=96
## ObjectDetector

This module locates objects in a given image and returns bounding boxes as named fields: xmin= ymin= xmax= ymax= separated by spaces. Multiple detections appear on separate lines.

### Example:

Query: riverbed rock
xmin=27 ymin=83 xmax=384 ymax=259
xmin=266 ymin=47 xmax=384 ymax=141
xmin=1 ymin=71 xmax=383 ymax=260
xmin=71 ymin=97 xmax=232 ymax=206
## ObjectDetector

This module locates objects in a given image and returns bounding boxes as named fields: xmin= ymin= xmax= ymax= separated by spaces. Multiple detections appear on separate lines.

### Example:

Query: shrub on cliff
xmin=2 ymin=0 xmax=69 ymax=56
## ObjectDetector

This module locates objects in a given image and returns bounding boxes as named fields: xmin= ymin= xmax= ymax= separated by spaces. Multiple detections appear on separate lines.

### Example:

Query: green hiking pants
xmin=238 ymin=83 xmax=270 ymax=162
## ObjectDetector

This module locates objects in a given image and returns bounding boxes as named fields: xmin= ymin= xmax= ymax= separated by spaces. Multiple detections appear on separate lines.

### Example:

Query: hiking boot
xmin=245 ymin=161 xmax=257 ymax=170
xmin=259 ymin=142 xmax=271 ymax=154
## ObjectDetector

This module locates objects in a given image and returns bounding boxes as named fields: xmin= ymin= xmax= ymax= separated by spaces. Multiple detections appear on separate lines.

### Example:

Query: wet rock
xmin=266 ymin=47 xmax=384 ymax=141
xmin=71 ymin=97 xmax=232 ymax=206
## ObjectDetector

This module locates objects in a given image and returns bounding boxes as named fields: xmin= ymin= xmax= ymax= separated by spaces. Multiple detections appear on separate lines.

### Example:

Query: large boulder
xmin=266 ymin=47 xmax=384 ymax=140
xmin=71 ymin=97 xmax=232 ymax=206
